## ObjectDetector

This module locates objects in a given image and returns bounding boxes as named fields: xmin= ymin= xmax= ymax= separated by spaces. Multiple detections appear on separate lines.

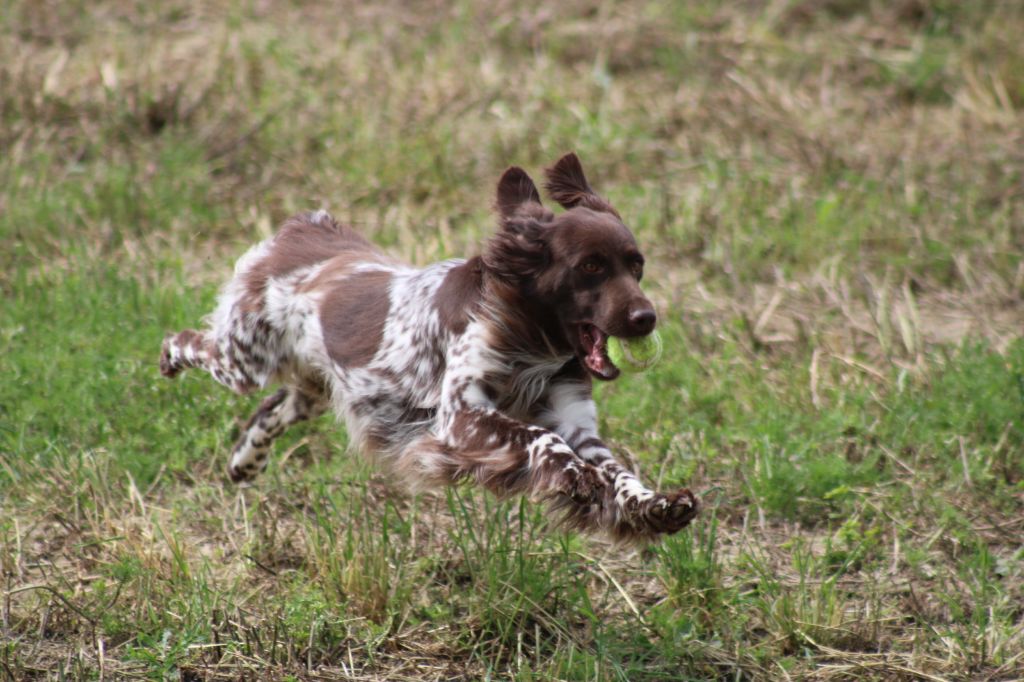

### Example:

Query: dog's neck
xmin=480 ymin=274 xmax=572 ymax=360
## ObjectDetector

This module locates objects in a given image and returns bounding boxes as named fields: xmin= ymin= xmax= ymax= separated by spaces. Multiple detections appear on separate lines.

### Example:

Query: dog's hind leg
xmin=160 ymin=329 xmax=210 ymax=378
xmin=160 ymin=329 xmax=262 ymax=394
xmin=228 ymin=385 xmax=329 ymax=482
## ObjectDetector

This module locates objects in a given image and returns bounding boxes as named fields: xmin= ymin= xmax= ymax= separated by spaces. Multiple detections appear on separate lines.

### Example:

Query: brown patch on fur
xmin=241 ymin=212 xmax=388 ymax=312
xmin=320 ymin=270 xmax=393 ymax=367
xmin=435 ymin=257 xmax=484 ymax=335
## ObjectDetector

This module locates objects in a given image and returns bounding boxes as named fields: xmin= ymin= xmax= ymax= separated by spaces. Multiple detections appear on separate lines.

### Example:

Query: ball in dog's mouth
xmin=607 ymin=331 xmax=663 ymax=372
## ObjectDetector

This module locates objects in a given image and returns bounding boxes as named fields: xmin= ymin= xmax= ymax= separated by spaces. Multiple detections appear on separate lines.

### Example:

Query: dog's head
xmin=483 ymin=153 xmax=656 ymax=381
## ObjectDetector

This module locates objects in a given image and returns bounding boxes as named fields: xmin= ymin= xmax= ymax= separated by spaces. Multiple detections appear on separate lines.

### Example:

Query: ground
xmin=1 ymin=1 xmax=1023 ymax=680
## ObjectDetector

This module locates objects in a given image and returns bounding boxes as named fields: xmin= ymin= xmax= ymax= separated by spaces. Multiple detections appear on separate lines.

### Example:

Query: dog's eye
xmin=631 ymin=261 xmax=644 ymax=278
xmin=580 ymin=260 xmax=604 ymax=275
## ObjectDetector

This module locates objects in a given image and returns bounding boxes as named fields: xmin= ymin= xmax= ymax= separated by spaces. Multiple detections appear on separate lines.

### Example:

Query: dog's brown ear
xmin=488 ymin=167 xmax=552 ymax=281
xmin=496 ymin=166 xmax=543 ymax=219
xmin=543 ymin=153 xmax=620 ymax=217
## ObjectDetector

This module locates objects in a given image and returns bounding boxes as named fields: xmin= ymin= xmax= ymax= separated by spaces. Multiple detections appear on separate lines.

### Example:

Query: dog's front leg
xmin=434 ymin=400 xmax=606 ymax=512
xmin=539 ymin=380 xmax=699 ymax=539
xmin=402 ymin=350 xmax=606 ymax=527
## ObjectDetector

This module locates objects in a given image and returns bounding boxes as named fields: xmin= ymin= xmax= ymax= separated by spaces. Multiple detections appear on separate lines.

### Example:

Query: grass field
xmin=2 ymin=1 xmax=1023 ymax=679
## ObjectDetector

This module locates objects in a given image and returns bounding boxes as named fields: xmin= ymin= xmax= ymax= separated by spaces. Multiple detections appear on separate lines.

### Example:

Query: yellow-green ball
xmin=607 ymin=331 xmax=663 ymax=372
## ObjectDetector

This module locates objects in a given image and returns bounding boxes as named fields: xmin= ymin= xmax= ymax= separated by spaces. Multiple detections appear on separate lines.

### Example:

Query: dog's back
xmin=202 ymin=211 xmax=398 ymax=390
xmin=202 ymin=211 xmax=484 ymax=454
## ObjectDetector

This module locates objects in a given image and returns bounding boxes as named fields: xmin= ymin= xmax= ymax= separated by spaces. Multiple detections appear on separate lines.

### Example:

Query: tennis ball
xmin=607 ymin=331 xmax=663 ymax=372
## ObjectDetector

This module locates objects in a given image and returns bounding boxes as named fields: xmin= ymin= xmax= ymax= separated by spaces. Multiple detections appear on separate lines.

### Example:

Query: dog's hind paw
xmin=159 ymin=335 xmax=180 ymax=378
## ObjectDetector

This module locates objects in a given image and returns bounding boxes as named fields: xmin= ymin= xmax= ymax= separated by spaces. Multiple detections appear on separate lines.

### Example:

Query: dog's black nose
xmin=629 ymin=308 xmax=657 ymax=335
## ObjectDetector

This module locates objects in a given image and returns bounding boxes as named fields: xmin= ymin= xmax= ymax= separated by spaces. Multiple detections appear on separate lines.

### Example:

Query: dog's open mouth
xmin=579 ymin=324 xmax=620 ymax=380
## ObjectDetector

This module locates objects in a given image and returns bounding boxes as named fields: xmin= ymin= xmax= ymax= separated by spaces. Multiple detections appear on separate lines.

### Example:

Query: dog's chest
xmin=493 ymin=354 xmax=572 ymax=419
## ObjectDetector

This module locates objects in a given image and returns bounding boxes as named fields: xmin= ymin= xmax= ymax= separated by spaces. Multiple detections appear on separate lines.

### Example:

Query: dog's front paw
xmin=643 ymin=489 xmax=699 ymax=534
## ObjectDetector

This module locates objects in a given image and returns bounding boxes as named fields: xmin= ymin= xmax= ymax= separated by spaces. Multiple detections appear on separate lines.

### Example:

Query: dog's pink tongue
xmin=586 ymin=344 xmax=609 ymax=374
xmin=584 ymin=328 xmax=618 ymax=379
